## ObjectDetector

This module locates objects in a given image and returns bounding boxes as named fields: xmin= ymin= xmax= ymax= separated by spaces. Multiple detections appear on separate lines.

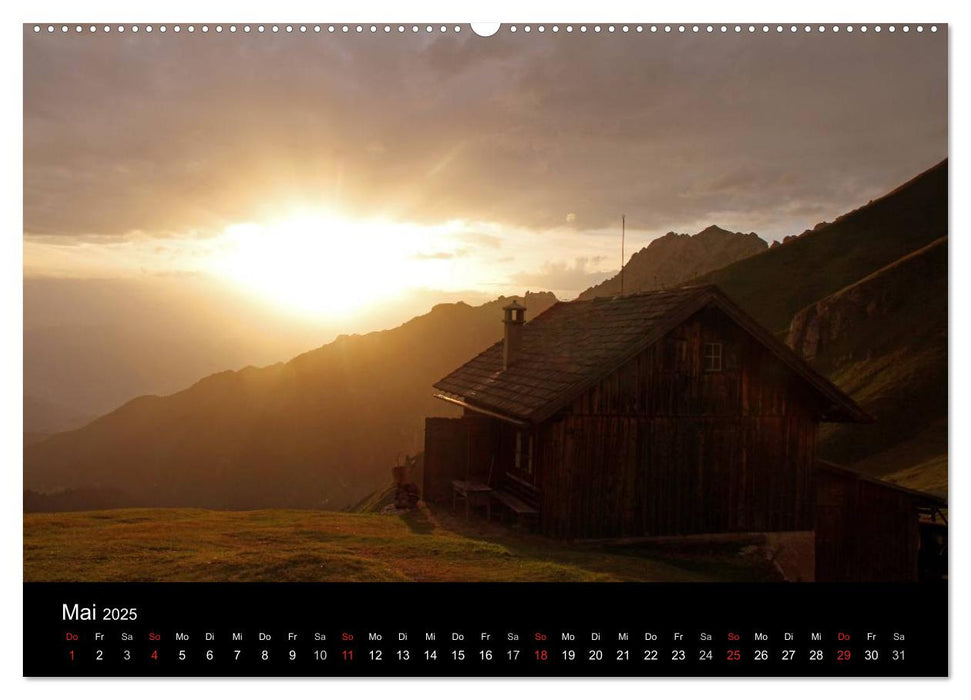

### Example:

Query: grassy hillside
xmin=24 ymin=293 xmax=557 ymax=511
xmin=23 ymin=507 xmax=780 ymax=583
xmin=695 ymin=160 xmax=947 ymax=336
xmin=795 ymin=238 xmax=948 ymax=492
xmin=882 ymin=452 xmax=948 ymax=494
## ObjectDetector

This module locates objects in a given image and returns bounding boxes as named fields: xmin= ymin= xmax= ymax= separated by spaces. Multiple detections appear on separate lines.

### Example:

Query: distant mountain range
xmin=25 ymin=293 xmax=557 ymax=509
xmin=23 ymin=395 xmax=92 ymax=438
xmin=579 ymin=225 xmax=767 ymax=300
xmin=23 ymin=159 xmax=948 ymax=508
xmin=22 ymin=276 xmax=335 ymax=433
xmin=22 ymin=276 xmax=493 ymax=434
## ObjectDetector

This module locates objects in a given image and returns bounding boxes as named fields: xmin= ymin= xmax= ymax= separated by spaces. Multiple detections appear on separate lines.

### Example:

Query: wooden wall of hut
xmin=535 ymin=308 xmax=821 ymax=539
xmin=815 ymin=466 xmax=921 ymax=582
xmin=422 ymin=417 xmax=468 ymax=502
xmin=422 ymin=413 xmax=513 ymax=502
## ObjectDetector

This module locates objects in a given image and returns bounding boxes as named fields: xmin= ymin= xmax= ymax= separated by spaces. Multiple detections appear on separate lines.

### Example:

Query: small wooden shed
xmin=424 ymin=285 xmax=870 ymax=540
xmin=814 ymin=460 xmax=947 ymax=582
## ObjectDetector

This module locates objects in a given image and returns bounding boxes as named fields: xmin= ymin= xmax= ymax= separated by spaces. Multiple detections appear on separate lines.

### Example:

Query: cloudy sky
xmin=24 ymin=25 xmax=946 ymax=310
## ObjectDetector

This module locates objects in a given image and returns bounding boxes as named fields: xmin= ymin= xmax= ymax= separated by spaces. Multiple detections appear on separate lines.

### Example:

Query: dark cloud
xmin=24 ymin=27 xmax=947 ymax=241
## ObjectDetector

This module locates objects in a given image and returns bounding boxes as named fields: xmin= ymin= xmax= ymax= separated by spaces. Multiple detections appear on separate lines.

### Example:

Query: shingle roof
xmin=433 ymin=285 xmax=870 ymax=424
xmin=816 ymin=460 xmax=947 ymax=507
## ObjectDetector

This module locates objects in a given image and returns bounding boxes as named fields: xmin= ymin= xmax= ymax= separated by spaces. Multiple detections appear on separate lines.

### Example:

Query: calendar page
xmin=21 ymin=14 xmax=948 ymax=679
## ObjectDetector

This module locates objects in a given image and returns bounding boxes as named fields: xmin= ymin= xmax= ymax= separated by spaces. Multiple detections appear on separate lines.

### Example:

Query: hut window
xmin=515 ymin=431 xmax=534 ymax=476
xmin=667 ymin=337 xmax=689 ymax=371
xmin=703 ymin=342 xmax=723 ymax=372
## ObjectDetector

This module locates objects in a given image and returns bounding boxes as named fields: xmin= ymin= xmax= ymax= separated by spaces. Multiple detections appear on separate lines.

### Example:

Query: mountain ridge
xmin=578 ymin=225 xmax=767 ymax=300
xmin=692 ymin=159 xmax=947 ymax=335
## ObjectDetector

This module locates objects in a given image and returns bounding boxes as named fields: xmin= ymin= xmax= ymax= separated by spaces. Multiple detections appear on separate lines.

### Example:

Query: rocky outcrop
xmin=787 ymin=236 xmax=947 ymax=365
xmin=579 ymin=225 xmax=767 ymax=299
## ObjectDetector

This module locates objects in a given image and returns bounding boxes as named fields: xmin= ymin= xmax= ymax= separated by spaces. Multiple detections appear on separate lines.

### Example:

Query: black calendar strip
xmin=24 ymin=582 xmax=947 ymax=677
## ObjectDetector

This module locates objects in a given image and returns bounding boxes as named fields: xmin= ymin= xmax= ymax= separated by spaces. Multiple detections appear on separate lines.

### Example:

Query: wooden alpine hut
xmin=423 ymin=285 xmax=871 ymax=541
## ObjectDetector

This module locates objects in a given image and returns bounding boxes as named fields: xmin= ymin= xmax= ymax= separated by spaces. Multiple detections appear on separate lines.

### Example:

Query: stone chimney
xmin=502 ymin=300 xmax=526 ymax=370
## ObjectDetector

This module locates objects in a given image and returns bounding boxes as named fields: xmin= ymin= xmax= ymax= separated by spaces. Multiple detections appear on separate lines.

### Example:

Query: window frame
xmin=667 ymin=337 xmax=689 ymax=372
xmin=702 ymin=342 xmax=723 ymax=372
xmin=514 ymin=431 xmax=534 ymax=477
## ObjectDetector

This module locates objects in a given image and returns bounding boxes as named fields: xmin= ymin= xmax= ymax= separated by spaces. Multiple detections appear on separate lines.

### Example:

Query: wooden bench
xmin=492 ymin=489 xmax=539 ymax=531
xmin=451 ymin=480 xmax=492 ymax=520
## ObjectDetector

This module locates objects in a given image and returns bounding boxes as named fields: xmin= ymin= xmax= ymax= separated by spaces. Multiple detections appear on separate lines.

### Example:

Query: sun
xmin=210 ymin=212 xmax=419 ymax=319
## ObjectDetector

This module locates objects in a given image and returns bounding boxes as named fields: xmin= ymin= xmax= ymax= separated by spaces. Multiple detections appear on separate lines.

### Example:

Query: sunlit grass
xmin=23 ymin=507 xmax=778 ymax=583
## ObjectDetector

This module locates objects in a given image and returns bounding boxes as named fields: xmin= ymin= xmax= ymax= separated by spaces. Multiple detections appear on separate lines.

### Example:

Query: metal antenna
xmin=620 ymin=214 xmax=626 ymax=295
